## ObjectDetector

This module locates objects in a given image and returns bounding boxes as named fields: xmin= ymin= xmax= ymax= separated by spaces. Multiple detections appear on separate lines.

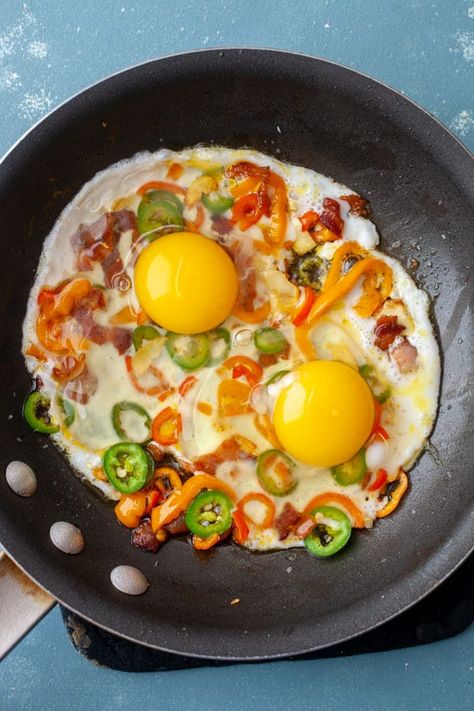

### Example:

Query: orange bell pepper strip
xmin=39 ymin=278 xmax=92 ymax=320
xmin=232 ymin=300 xmax=271 ymax=324
xmin=376 ymin=471 xmax=408 ymax=518
xmin=223 ymin=355 xmax=263 ymax=387
xmin=217 ymin=379 xmax=252 ymax=416
xmin=308 ymin=258 xmax=393 ymax=324
xmin=192 ymin=533 xmax=221 ymax=550
xmin=154 ymin=466 xmax=182 ymax=498
xmin=322 ymin=241 xmax=364 ymax=292
xmin=292 ymin=286 xmax=316 ymax=326
xmin=109 ymin=305 xmax=138 ymax=325
xmin=237 ymin=492 xmax=275 ymax=529
xmin=265 ymin=172 xmax=288 ymax=246
xmin=137 ymin=180 xmax=186 ymax=196
xmin=230 ymin=175 xmax=261 ymax=198
xmin=231 ymin=193 xmax=262 ymax=230
xmin=166 ymin=162 xmax=184 ymax=180
xmin=25 ymin=342 xmax=47 ymax=362
xmin=304 ymin=492 xmax=365 ymax=528
xmin=178 ymin=375 xmax=197 ymax=397
xmin=232 ymin=510 xmax=249 ymax=544
xmin=151 ymin=407 xmax=182 ymax=446
xmin=353 ymin=265 xmax=393 ymax=317
xmin=125 ymin=355 xmax=167 ymax=396
xmin=36 ymin=314 xmax=71 ymax=354
xmin=114 ymin=491 xmax=147 ymax=528
xmin=151 ymin=473 xmax=236 ymax=531
xmin=52 ymin=353 xmax=86 ymax=382
xmin=186 ymin=203 xmax=205 ymax=233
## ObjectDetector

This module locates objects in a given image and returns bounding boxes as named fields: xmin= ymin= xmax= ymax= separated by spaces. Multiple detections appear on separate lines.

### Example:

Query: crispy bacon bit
xmin=131 ymin=518 xmax=162 ymax=553
xmin=164 ymin=512 xmax=189 ymax=536
xmin=390 ymin=337 xmax=418 ymax=373
xmin=374 ymin=315 xmax=405 ymax=351
xmin=63 ymin=366 xmax=98 ymax=405
xmin=340 ymin=194 xmax=371 ymax=218
xmin=319 ymin=198 xmax=344 ymax=236
xmin=274 ymin=502 xmax=301 ymax=541
xmin=74 ymin=307 xmax=131 ymax=354
xmin=211 ymin=214 xmax=234 ymax=236
xmin=146 ymin=442 xmax=165 ymax=463
xmin=71 ymin=209 xmax=137 ymax=288
xmin=194 ymin=436 xmax=256 ymax=475
xmin=294 ymin=515 xmax=315 ymax=540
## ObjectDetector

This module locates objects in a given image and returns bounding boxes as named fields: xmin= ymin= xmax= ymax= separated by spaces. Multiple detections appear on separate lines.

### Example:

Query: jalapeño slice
xmin=23 ymin=392 xmax=59 ymax=434
xmin=103 ymin=442 xmax=153 ymax=494
xmin=184 ymin=489 xmax=233 ymax=539
xmin=304 ymin=505 xmax=352 ymax=557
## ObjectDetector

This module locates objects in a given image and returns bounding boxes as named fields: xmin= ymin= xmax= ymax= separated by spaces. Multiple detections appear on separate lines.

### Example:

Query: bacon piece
xmin=374 ymin=315 xmax=405 ymax=351
xmin=63 ymin=366 xmax=98 ymax=405
xmin=131 ymin=518 xmax=161 ymax=553
xmin=274 ymin=502 xmax=301 ymax=541
xmin=258 ymin=341 xmax=290 ymax=368
xmin=71 ymin=209 xmax=137 ymax=288
xmin=294 ymin=515 xmax=315 ymax=540
xmin=194 ymin=436 xmax=256 ymax=475
xmin=340 ymin=194 xmax=371 ymax=218
xmin=164 ymin=512 xmax=189 ymax=536
xmin=74 ymin=307 xmax=131 ymax=354
xmin=319 ymin=198 xmax=344 ymax=236
xmin=211 ymin=215 xmax=234 ymax=236
xmin=390 ymin=337 xmax=418 ymax=373
xmin=229 ymin=241 xmax=259 ymax=312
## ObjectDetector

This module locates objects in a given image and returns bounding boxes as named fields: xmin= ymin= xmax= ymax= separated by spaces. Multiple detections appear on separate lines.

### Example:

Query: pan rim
xmin=0 ymin=48 xmax=473 ymax=660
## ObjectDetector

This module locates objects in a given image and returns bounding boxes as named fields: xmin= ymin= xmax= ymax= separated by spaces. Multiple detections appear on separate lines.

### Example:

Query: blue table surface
xmin=0 ymin=1 xmax=472 ymax=709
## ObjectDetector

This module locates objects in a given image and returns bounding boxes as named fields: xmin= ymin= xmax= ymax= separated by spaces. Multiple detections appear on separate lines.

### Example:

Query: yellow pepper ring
xmin=376 ymin=471 xmax=409 ymax=518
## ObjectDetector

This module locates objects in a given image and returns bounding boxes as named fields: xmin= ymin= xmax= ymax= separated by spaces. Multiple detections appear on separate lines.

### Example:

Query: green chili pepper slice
xmin=257 ymin=449 xmax=297 ymax=496
xmin=254 ymin=327 xmax=288 ymax=355
xmin=56 ymin=396 xmax=75 ymax=428
xmin=103 ymin=442 xmax=153 ymax=494
xmin=137 ymin=200 xmax=184 ymax=238
xmin=165 ymin=332 xmax=210 ymax=371
xmin=132 ymin=325 xmax=161 ymax=351
xmin=359 ymin=364 xmax=391 ymax=404
xmin=184 ymin=489 xmax=233 ymax=538
xmin=331 ymin=448 xmax=367 ymax=486
xmin=112 ymin=401 xmax=151 ymax=444
xmin=265 ymin=369 xmax=290 ymax=387
xmin=23 ymin=392 xmax=59 ymax=434
xmin=208 ymin=327 xmax=231 ymax=365
xmin=289 ymin=249 xmax=323 ymax=290
xmin=138 ymin=189 xmax=184 ymax=214
xmin=304 ymin=505 xmax=352 ymax=557
xmin=201 ymin=193 xmax=234 ymax=214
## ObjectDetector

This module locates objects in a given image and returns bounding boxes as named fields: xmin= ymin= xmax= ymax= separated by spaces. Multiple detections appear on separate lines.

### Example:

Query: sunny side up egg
xmin=22 ymin=146 xmax=440 ymax=557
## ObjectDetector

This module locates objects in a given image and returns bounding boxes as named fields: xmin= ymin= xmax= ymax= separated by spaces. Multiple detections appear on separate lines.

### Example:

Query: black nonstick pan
xmin=0 ymin=49 xmax=472 ymax=660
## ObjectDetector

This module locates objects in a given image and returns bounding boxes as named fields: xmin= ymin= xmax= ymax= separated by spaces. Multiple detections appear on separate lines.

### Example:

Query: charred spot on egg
xmin=22 ymin=146 xmax=440 ymax=557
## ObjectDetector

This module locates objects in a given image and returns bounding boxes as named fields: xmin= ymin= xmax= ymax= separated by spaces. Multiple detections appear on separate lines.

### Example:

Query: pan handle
xmin=0 ymin=551 xmax=56 ymax=660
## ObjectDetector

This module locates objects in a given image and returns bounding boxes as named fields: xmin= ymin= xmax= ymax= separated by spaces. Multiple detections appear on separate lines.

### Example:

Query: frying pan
xmin=0 ymin=49 xmax=472 ymax=660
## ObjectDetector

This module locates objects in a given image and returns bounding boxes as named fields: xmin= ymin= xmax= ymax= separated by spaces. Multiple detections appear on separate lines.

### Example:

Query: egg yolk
xmin=273 ymin=361 xmax=375 ymax=468
xmin=134 ymin=232 xmax=239 ymax=334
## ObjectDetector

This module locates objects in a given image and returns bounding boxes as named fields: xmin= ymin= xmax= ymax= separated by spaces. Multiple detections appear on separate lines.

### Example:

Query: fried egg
xmin=22 ymin=146 xmax=440 ymax=552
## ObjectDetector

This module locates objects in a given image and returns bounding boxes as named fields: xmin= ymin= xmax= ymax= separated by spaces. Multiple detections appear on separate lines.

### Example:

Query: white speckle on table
xmin=469 ymin=6 xmax=474 ymax=20
xmin=450 ymin=109 xmax=474 ymax=136
xmin=50 ymin=521 xmax=85 ymax=555
xmin=19 ymin=88 xmax=53 ymax=119
xmin=454 ymin=31 xmax=474 ymax=62
xmin=0 ymin=68 xmax=21 ymax=90
xmin=27 ymin=40 xmax=48 ymax=59
xmin=5 ymin=460 xmax=37 ymax=497
xmin=110 ymin=565 xmax=149 ymax=596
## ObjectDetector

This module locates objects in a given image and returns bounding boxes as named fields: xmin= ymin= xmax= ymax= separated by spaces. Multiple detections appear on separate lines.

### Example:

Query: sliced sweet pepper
xmin=304 ymin=492 xmax=365 ymax=528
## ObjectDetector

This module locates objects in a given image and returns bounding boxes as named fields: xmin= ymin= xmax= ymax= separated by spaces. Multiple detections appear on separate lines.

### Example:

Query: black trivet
xmin=61 ymin=553 xmax=473 ymax=672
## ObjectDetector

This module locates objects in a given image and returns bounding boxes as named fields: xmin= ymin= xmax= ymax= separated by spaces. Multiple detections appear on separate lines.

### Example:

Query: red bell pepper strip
xmin=367 ymin=468 xmax=388 ymax=492
xmin=292 ymin=286 xmax=316 ymax=326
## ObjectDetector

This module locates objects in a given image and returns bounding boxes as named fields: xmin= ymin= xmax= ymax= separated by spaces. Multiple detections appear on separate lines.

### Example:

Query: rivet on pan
xmin=5 ymin=460 xmax=37 ymax=497
xmin=50 ymin=521 xmax=85 ymax=555
xmin=110 ymin=565 xmax=149 ymax=596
